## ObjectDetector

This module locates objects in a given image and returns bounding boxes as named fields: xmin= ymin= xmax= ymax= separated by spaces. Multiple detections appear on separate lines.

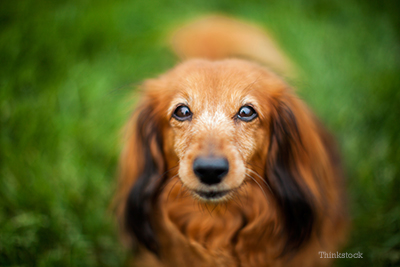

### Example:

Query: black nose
xmin=193 ymin=157 xmax=229 ymax=185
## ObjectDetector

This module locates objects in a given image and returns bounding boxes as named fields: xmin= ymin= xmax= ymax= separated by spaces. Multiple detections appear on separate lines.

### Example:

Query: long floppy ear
xmin=115 ymin=99 xmax=166 ymax=256
xmin=266 ymin=98 xmax=317 ymax=255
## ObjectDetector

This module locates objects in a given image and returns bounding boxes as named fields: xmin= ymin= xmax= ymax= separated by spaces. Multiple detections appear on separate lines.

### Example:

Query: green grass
xmin=1 ymin=0 xmax=399 ymax=266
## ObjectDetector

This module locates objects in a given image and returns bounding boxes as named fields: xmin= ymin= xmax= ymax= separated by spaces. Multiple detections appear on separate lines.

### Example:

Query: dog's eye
xmin=173 ymin=105 xmax=192 ymax=121
xmin=237 ymin=106 xmax=257 ymax=122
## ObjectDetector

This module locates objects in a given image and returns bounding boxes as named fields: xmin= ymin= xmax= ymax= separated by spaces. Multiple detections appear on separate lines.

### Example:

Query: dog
xmin=114 ymin=16 xmax=348 ymax=267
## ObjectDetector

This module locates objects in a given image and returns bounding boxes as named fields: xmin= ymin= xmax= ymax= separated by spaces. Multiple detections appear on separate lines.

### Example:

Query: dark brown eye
xmin=237 ymin=106 xmax=257 ymax=122
xmin=173 ymin=105 xmax=192 ymax=121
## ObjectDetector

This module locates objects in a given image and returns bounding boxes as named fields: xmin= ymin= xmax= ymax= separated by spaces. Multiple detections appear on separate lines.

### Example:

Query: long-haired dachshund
xmin=114 ymin=16 xmax=348 ymax=267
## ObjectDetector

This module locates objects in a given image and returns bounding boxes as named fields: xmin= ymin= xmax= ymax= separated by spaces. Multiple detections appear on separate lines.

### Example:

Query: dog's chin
xmin=192 ymin=189 xmax=232 ymax=203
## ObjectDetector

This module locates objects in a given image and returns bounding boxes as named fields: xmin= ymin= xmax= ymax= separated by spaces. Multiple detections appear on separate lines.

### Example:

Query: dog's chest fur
xmin=149 ymin=182 xmax=290 ymax=267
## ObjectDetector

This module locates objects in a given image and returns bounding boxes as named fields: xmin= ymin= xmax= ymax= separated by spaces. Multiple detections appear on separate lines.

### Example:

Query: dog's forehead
xmin=170 ymin=60 xmax=262 ymax=113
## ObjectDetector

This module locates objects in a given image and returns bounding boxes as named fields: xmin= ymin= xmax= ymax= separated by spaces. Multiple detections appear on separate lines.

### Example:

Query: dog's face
xmin=148 ymin=59 xmax=286 ymax=202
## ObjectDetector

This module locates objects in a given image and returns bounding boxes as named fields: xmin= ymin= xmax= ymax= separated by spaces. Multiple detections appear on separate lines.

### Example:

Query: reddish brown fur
xmin=115 ymin=16 xmax=348 ymax=267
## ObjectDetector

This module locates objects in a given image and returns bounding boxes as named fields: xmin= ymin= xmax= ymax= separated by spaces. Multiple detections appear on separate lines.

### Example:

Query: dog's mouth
xmin=193 ymin=190 xmax=230 ymax=201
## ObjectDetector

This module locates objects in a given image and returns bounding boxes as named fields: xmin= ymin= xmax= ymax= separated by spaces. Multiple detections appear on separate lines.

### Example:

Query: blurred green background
xmin=1 ymin=0 xmax=399 ymax=266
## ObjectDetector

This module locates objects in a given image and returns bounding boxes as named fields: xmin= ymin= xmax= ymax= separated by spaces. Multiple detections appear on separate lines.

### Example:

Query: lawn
xmin=1 ymin=0 xmax=399 ymax=266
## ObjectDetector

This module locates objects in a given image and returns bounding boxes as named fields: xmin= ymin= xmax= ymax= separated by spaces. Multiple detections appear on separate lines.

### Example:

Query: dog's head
xmin=117 ymin=59 xmax=339 ymax=256
xmin=167 ymin=60 xmax=275 ymax=202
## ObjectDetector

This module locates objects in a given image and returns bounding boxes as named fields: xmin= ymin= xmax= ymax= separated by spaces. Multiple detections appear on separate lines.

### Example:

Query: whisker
xmin=197 ymin=202 xmax=201 ymax=212
xmin=159 ymin=168 xmax=180 ymax=192
xmin=174 ymin=183 xmax=185 ymax=201
xmin=236 ymin=191 xmax=244 ymax=207
xmin=231 ymin=186 xmax=244 ymax=207
xmin=223 ymin=202 xmax=228 ymax=215
xmin=231 ymin=195 xmax=242 ymax=208
xmin=166 ymin=175 xmax=180 ymax=202
xmin=246 ymin=162 xmax=265 ymax=173
xmin=245 ymin=167 xmax=273 ymax=195
xmin=211 ymin=203 xmax=218 ymax=214
xmin=242 ymin=75 xmax=262 ymax=93
xmin=179 ymin=186 xmax=190 ymax=199
xmin=192 ymin=198 xmax=198 ymax=211
xmin=242 ymin=180 xmax=250 ymax=204
xmin=198 ymin=202 xmax=205 ymax=213
xmin=161 ymin=165 xmax=179 ymax=177
xmin=245 ymin=173 xmax=269 ymax=202
xmin=205 ymin=203 xmax=212 ymax=217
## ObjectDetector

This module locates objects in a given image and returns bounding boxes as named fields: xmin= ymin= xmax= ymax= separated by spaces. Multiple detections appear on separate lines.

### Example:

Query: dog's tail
xmin=171 ymin=15 xmax=295 ymax=77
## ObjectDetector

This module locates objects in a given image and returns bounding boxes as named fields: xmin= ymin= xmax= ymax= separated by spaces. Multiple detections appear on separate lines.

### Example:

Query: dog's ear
xmin=115 ymin=99 xmax=166 ymax=256
xmin=266 ymin=97 xmax=317 ymax=255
